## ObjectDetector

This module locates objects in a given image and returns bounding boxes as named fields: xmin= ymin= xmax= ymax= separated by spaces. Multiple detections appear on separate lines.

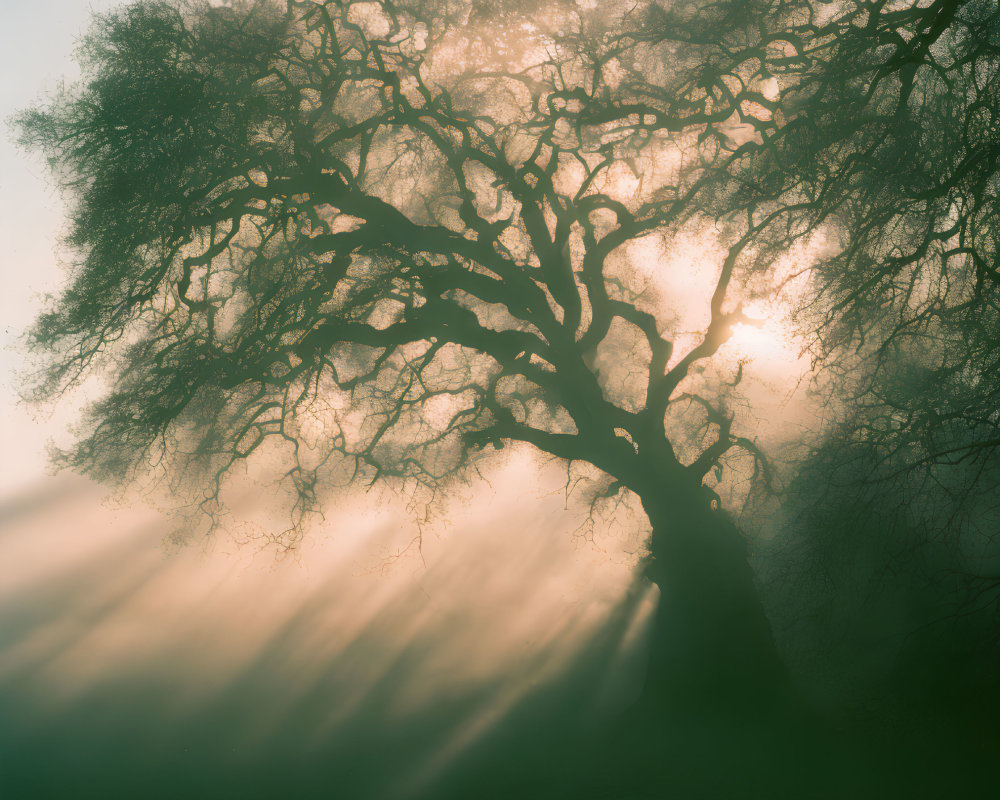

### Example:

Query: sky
xmin=0 ymin=0 xmax=127 ymax=497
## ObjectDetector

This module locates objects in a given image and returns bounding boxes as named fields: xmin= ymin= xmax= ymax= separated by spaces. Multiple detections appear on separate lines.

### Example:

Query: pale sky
xmin=1 ymin=1 xmax=129 ymax=497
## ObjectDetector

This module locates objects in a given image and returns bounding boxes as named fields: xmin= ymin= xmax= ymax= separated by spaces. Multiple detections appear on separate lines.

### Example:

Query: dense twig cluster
xmin=19 ymin=0 xmax=812 ymax=532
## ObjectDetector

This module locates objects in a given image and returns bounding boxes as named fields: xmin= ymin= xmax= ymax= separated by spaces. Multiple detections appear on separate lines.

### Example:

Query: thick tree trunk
xmin=636 ymin=485 xmax=793 ymax=719
xmin=580 ymin=488 xmax=817 ymax=800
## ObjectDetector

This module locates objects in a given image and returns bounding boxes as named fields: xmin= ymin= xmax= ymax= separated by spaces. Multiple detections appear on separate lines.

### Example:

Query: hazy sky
xmin=1 ymin=0 xmax=128 ymax=496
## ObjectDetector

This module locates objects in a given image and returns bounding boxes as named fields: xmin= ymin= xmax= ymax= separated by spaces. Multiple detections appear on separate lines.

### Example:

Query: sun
xmin=726 ymin=305 xmax=808 ymax=379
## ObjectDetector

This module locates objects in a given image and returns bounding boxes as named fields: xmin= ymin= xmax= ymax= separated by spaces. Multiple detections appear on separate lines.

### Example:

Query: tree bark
xmin=637 ymin=484 xmax=793 ymax=719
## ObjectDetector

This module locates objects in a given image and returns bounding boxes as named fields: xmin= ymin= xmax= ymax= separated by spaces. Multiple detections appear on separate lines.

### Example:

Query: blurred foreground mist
xmin=2 ymin=449 xmax=998 ymax=799
xmin=0 ymin=453 xmax=655 ymax=799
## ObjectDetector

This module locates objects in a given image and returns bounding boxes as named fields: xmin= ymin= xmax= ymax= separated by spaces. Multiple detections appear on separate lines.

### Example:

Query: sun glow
xmin=622 ymin=223 xmax=815 ymax=389
xmin=726 ymin=306 xmax=809 ymax=378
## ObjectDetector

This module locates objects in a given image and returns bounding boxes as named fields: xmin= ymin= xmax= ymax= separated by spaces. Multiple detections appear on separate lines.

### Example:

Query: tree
xmin=19 ymin=0 xmax=857 ymax=717
xmin=18 ymin=1 xmax=1000 ymax=792
xmin=719 ymin=4 xmax=1000 ymax=778
xmin=742 ymin=0 xmax=1000 ymax=459
xmin=738 ymin=0 xmax=1000 ymax=606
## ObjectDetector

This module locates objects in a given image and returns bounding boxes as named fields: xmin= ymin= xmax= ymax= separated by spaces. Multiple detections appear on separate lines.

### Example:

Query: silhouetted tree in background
xmin=740 ymin=0 xmax=1000 ymax=666
xmin=740 ymin=2 xmax=1000 ymax=791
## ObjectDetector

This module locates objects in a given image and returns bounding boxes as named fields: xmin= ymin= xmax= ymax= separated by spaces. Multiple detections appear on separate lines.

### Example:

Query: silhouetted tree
xmin=18 ymin=1 xmax=1000 ymax=793
xmin=20 ymin=0 xmax=829 ymax=714
xmin=57 ymin=0 xmax=1000 ymax=719
xmin=737 ymin=0 xmax=1000 ymax=609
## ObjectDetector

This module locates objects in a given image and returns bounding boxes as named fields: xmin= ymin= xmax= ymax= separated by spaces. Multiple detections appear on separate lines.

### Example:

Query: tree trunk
xmin=637 ymin=484 xmax=793 ymax=719
xmin=574 ymin=485 xmax=819 ymax=799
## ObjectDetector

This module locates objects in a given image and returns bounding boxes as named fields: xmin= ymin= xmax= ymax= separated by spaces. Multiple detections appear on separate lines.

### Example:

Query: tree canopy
xmin=744 ymin=0 xmax=1000 ymax=609
xmin=19 ymin=0 xmax=812 ymax=523
xmin=17 ymin=0 xmax=1000 ymax=718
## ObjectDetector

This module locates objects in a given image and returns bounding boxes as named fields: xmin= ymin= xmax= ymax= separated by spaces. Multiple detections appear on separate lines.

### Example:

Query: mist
xmin=0 ymin=452 xmax=656 ymax=798
xmin=4 ymin=1 xmax=1000 ymax=798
